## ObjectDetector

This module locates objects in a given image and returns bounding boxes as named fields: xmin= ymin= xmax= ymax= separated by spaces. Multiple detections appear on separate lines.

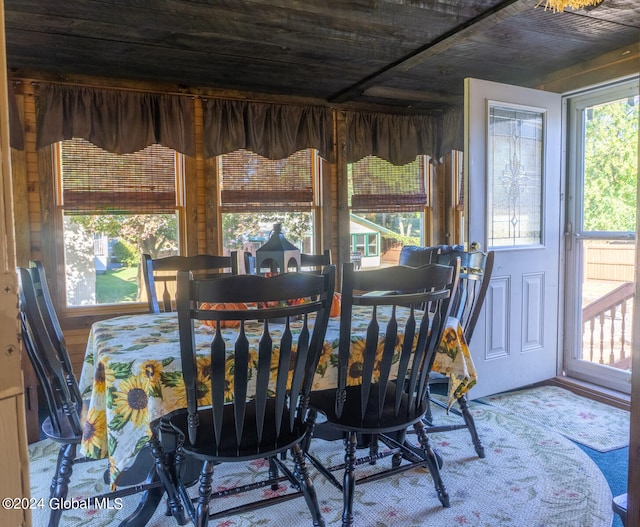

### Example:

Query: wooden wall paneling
xmin=441 ymin=152 xmax=455 ymax=246
xmin=320 ymin=156 xmax=332 ymax=257
xmin=192 ymin=96 xmax=207 ymax=255
xmin=204 ymin=156 xmax=219 ymax=256
xmin=36 ymin=146 xmax=62 ymax=309
xmin=430 ymin=160 xmax=446 ymax=246
xmin=183 ymin=151 xmax=199 ymax=256
xmin=11 ymin=148 xmax=28 ymax=264
xmin=13 ymin=81 xmax=40 ymax=444
xmin=0 ymin=3 xmax=30 ymax=522
xmin=327 ymin=112 xmax=339 ymax=265
xmin=11 ymin=84 xmax=29 ymax=266
xmin=22 ymin=82 xmax=41 ymax=261
xmin=334 ymin=110 xmax=349 ymax=284
xmin=538 ymin=44 xmax=639 ymax=95
xmin=65 ymin=327 xmax=91 ymax=378
xmin=329 ymin=159 xmax=339 ymax=268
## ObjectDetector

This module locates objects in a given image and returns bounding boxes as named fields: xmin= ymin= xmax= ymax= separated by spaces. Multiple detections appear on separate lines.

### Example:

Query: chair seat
xmin=41 ymin=414 xmax=82 ymax=443
xmin=310 ymin=383 xmax=427 ymax=434
xmin=40 ymin=401 xmax=90 ymax=443
xmin=167 ymin=400 xmax=308 ymax=462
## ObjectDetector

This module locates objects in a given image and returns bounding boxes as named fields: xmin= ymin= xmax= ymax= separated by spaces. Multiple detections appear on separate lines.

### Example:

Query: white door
xmin=464 ymin=78 xmax=562 ymax=399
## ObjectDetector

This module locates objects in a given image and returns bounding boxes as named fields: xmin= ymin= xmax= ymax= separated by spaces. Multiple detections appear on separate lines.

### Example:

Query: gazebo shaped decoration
xmin=255 ymin=223 xmax=301 ymax=275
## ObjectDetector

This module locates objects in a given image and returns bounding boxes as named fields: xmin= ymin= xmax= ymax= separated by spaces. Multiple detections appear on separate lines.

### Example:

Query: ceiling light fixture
xmin=536 ymin=0 xmax=604 ymax=12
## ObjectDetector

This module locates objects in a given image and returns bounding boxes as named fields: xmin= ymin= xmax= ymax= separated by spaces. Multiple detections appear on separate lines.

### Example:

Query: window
xmin=57 ymin=138 xmax=182 ymax=307
xmin=348 ymin=155 xmax=430 ymax=268
xmin=218 ymin=148 xmax=321 ymax=265
xmin=351 ymin=233 xmax=379 ymax=257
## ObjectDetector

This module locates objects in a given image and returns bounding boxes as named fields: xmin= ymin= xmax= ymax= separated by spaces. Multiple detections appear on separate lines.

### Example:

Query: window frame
xmin=347 ymin=154 xmax=432 ymax=266
xmin=215 ymin=148 xmax=324 ymax=257
xmin=350 ymin=233 xmax=379 ymax=257
xmin=46 ymin=141 xmax=188 ymax=319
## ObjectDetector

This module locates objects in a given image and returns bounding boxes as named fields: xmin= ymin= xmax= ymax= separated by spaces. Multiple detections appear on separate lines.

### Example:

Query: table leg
xmin=116 ymin=479 xmax=165 ymax=527
xmin=148 ymin=417 xmax=190 ymax=525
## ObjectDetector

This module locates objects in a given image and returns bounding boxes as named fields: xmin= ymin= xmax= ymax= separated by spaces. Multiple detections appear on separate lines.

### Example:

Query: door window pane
xmin=583 ymin=97 xmax=638 ymax=232
xmin=564 ymin=77 xmax=638 ymax=393
xmin=488 ymin=106 xmax=543 ymax=247
xmin=578 ymin=92 xmax=638 ymax=373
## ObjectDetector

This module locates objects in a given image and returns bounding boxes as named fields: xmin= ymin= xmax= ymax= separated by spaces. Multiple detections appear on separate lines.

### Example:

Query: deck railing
xmin=582 ymin=281 xmax=634 ymax=367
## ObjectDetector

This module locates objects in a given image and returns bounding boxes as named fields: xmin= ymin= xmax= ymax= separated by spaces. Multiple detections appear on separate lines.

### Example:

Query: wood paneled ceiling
xmin=4 ymin=0 xmax=639 ymax=112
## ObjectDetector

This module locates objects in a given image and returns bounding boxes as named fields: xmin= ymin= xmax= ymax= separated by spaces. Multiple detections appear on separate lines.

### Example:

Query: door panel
xmin=464 ymin=78 xmax=562 ymax=399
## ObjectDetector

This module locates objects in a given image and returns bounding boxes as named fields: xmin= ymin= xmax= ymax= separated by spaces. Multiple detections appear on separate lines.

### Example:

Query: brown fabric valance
xmin=203 ymin=99 xmax=334 ymax=162
xmin=8 ymin=82 xmax=24 ymax=150
xmin=440 ymin=107 xmax=464 ymax=158
xmin=345 ymin=108 xmax=464 ymax=166
xmin=35 ymin=84 xmax=195 ymax=156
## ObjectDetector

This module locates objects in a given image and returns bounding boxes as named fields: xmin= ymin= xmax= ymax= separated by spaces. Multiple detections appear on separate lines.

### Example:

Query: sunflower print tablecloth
xmin=78 ymin=309 xmax=475 ymax=486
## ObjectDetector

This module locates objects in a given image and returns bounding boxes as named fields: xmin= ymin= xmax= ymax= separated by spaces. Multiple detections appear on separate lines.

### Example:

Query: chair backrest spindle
xmin=176 ymin=265 xmax=335 ymax=451
xmin=335 ymin=261 xmax=459 ymax=424
xmin=142 ymin=253 xmax=239 ymax=313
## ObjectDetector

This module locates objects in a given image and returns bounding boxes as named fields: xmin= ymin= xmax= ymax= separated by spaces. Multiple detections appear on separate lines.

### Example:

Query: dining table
xmin=77 ymin=305 xmax=477 ymax=489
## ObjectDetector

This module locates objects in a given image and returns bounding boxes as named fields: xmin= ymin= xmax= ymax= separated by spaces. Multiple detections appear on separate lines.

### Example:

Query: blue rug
xmin=578 ymin=444 xmax=628 ymax=527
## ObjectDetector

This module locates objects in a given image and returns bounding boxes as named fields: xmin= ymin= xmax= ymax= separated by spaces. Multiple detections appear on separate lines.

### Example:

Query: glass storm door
xmin=564 ymin=78 xmax=639 ymax=394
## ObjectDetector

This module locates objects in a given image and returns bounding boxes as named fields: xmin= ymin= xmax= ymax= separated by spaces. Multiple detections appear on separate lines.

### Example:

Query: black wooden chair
xmin=304 ymin=261 xmax=458 ymax=527
xmin=152 ymin=266 xmax=336 ymax=526
xmin=18 ymin=262 xmax=162 ymax=527
xmin=398 ymin=244 xmax=445 ymax=267
xmin=424 ymin=246 xmax=495 ymax=458
xmin=141 ymin=253 xmax=238 ymax=313
xmin=300 ymin=249 xmax=332 ymax=271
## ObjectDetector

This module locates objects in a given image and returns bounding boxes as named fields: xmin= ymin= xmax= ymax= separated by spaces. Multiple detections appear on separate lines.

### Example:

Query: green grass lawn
xmin=96 ymin=266 xmax=139 ymax=304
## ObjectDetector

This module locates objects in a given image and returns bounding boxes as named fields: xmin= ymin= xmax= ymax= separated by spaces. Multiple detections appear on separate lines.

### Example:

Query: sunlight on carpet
xmin=478 ymin=385 xmax=630 ymax=452
xmin=28 ymin=403 xmax=612 ymax=527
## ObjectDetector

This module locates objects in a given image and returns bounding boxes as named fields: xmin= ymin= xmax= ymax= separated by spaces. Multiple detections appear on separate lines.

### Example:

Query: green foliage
xmin=358 ymin=212 xmax=422 ymax=243
xmin=583 ymin=97 xmax=638 ymax=232
xmin=71 ymin=213 xmax=178 ymax=259
xmin=111 ymin=240 xmax=138 ymax=267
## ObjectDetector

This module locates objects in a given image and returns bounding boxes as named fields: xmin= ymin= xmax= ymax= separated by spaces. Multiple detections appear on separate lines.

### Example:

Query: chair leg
xmin=413 ymin=420 xmax=450 ymax=508
xmin=368 ymin=434 xmax=379 ymax=465
xmin=291 ymin=443 xmax=325 ymax=527
xmin=342 ymin=431 xmax=358 ymax=527
xmin=301 ymin=408 xmax=318 ymax=452
xmin=50 ymin=445 xmax=66 ymax=499
xmin=268 ymin=457 xmax=280 ymax=491
xmin=457 ymin=395 xmax=485 ymax=458
xmin=195 ymin=461 xmax=214 ymax=527
xmin=49 ymin=442 xmax=76 ymax=527
xmin=425 ymin=385 xmax=434 ymax=423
